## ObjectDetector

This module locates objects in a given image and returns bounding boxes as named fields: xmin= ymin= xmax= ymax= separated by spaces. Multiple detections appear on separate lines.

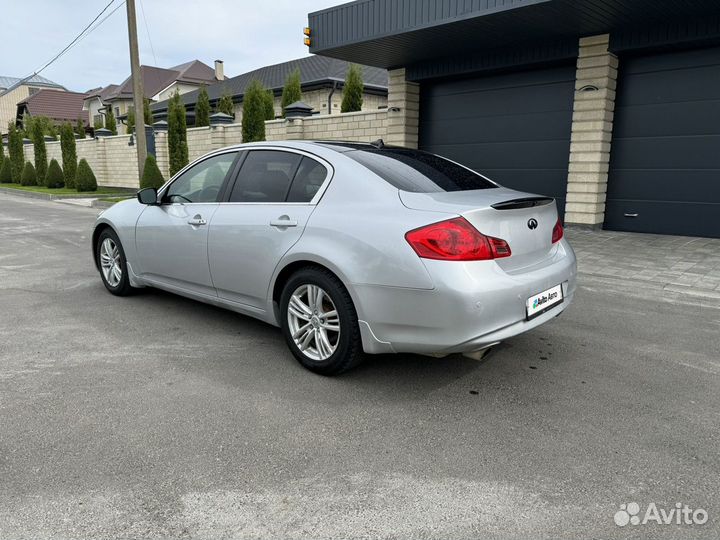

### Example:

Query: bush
xmin=141 ymin=154 xmax=164 ymax=189
xmin=8 ymin=122 xmax=24 ymax=182
xmin=20 ymin=161 xmax=37 ymax=186
xmin=0 ymin=158 xmax=12 ymax=183
xmin=168 ymin=91 xmax=189 ymax=176
xmin=195 ymin=85 xmax=210 ymax=127
xmin=75 ymin=118 xmax=85 ymax=138
xmin=46 ymin=158 xmax=64 ymax=188
xmin=242 ymin=80 xmax=267 ymax=143
xmin=341 ymin=64 xmax=364 ymax=113
xmin=216 ymin=91 xmax=234 ymax=116
xmin=126 ymin=107 xmax=135 ymax=133
xmin=281 ymin=69 xmax=302 ymax=117
xmin=75 ymin=158 xmax=97 ymax=192
xmin=32 ymin=120 xmax=48 ymax=185
xmin=0 ymin=134 xmax=4 ymax=168
xmin=60 ymin=123 xmax=77 ymax=188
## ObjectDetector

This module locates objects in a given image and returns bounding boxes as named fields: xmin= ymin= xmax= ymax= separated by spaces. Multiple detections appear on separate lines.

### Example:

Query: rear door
xmin=208 ymin=149 xmax=332 ymax=310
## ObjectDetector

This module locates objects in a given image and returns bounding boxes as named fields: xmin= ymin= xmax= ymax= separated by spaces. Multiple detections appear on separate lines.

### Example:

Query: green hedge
xmin=46 ymin=158 xmax=64 ymax=188
xmin=141 ymin=155 xmax=164 ymax=189
xmin=75 ymin=159 xmax=97 ymax=192
xmin=20 ymin=162 xmax=37 ymax=186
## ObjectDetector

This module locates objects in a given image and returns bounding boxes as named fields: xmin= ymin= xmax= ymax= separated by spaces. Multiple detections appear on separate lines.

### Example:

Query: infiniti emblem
xmin=527 ymin=218 xmax=538 ymax=230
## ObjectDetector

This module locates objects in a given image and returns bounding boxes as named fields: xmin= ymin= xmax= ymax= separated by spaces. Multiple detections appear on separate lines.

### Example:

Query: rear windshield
xmin=344 ymin=148 xmax=496 ymax=192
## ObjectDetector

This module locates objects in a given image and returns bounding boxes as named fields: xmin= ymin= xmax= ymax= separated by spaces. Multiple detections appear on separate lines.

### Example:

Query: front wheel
xmin=96 ymin=228 xmax=134 ymax=296
xmin=280 ymin=267 xmax=363 ymax=375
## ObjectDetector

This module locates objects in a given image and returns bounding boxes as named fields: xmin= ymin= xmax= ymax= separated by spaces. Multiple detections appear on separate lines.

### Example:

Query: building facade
xmin=0 ymin=75 xmax=65 ymax=133
xmin=308 ymin=0 xmax=720 ymax=239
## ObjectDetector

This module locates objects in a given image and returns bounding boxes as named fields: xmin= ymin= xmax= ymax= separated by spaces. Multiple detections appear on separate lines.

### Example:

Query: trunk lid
xmin=399 ymin=188 xmax=560 ymax=272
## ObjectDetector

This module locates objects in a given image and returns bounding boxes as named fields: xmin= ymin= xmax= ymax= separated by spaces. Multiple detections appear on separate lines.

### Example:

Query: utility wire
xmin=138 ymin=0 xmax=158 ymax=66
xmin=75 ymin=0 xmax=127 ymax=49
xmin=21 ymin=0 xmax=119 ymax=85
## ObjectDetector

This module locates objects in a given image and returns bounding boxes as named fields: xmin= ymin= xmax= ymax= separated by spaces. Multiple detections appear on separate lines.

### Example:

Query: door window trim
xmin=220 ymin=146 xmax=335 ymax=206
xmin=157 ymin=149 xmax=243 ymax=205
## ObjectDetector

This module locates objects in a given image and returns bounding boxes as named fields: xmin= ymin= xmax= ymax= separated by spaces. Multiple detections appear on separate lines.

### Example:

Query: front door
xmin=209 ymin=150 xmax=331 ymax=310
xmin=135 ymin=151 xmax=239 ymax=296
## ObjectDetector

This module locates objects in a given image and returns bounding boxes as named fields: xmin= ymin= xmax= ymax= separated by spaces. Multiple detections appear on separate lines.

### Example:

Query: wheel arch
xmin=91 ymin=222 xmax=115 ymax=272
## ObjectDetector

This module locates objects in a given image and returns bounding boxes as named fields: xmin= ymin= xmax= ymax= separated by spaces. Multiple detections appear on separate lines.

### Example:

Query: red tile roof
xmin=18 ymin=89 xmax=89 ymax=124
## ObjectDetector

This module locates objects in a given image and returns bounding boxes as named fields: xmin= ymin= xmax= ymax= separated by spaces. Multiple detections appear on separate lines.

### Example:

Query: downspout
xmin=327 ymin=81 xmax=338 ymax=114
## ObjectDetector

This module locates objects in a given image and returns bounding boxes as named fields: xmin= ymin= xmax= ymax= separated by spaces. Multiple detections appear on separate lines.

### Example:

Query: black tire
xmin=280 ymin=267 xmax=364 ymax=375
xmin=96 ymin=228 xmax=134 ymax=296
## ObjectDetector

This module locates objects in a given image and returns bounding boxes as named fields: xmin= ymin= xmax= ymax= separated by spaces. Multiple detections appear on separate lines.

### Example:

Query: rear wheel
xmin=96 ymin=228 xmax=134 ymax=296
xmin=280 ymin=267 xmax=363 ymax=375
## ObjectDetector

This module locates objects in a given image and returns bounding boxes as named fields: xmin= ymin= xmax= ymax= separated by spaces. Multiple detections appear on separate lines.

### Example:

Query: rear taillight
xmin=552 ymin=218 xmax=564 ymax=243
xmin=405 ymin=217 xmax=511 ymax=261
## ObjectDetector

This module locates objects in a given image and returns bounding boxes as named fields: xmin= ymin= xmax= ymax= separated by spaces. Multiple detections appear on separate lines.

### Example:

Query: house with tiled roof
xmin=0 ymin=74 xmax=65 ymax=133
xmin=85 ymin=59 xmax=225 ymax=133
xmin=150 ymin=55 xmax=388 ymax=124
xmin=16 ymin=89 xmax=88 ymax=128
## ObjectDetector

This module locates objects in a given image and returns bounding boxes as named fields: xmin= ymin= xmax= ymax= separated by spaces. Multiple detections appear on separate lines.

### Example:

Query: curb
xmin=0 ymin=186 xmax=134 ymax=201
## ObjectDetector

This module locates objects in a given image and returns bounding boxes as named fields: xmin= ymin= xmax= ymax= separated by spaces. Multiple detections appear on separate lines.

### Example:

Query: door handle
xmin=270 ymin=218 xmax=298 ymax=228
xmin=187 ymin=215 xmax=207 ymax=226
xmin=624 ymin=213 xmax=639 ymax=218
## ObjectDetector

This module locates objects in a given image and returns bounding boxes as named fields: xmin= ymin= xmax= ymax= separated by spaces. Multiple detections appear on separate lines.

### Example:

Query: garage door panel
xmin=605 ymin=45 xmax=720 ymax=237
xmin=421 ymin=112 xmax=573 ymax=144
xmin=604 ymin=201 xmax=720 ymax=238
xmin=420 ymin=64 xmax=575 ymax=218
xmin=422 ymin=84 xmax=573 ymax=121
xmin=610 ymin=134 xmax=720 ymax=169
xmin=433 ymin=141 xmax=573 ymax=170
xmin=606 ymin=170 xmax=720 ymax=204
xmin=613 ymin=100 xmax=720 ymax=138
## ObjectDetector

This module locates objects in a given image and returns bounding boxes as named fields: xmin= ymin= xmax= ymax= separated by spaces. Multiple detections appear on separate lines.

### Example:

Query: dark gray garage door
xmin=419 ymin=64 xmax=576 ymax=216
xmin=605 ymin=46 xmax=720 ymax=238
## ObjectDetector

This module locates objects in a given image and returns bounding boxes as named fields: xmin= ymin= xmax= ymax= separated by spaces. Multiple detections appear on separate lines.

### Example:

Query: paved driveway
xmin=0 ymin=194 xmax=718 ymax=539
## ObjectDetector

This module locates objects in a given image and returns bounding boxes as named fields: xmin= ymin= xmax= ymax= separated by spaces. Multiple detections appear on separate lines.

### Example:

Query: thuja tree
xmin=60 ymin=123 xmax=77 ymax=188
xmin=105 ymin=107 xmax=117 ymax=135
xmin=31 ymin=120 xmax=48 ymax=185
xmin=341 ymin=64 xmax=364 ymax=113
xmin=8 ymin=123 xmax=24 ymax=183
xmin=195 ymin=85 xmax=210 ymax=127
xmin=281 ymin=69 xmax=302 ymax=117
xmin=242 ymin=80 xmax=267 ymax=143
xmin=168 ymin=91 xmax=188 ymax=176
xmin=216 ymin=91 xmax=234 ymax=117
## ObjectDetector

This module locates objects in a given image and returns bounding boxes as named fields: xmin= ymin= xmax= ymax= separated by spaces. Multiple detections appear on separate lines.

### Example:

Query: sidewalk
xmin=567 ymin=228 xmax=720 ymax=309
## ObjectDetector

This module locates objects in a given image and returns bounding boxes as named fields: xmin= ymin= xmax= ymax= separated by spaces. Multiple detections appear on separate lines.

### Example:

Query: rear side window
xmin=344 ymin=148 xmax=496 ymax=192
xmin=229 ymin=150 xmax=301 ymax=202
xmin=286 ymin=157 xmax=328 ymax=202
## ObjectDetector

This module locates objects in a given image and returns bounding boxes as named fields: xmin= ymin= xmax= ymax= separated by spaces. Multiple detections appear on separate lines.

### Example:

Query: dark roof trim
xmin=610 ymin=14 xmax=720 ymax=54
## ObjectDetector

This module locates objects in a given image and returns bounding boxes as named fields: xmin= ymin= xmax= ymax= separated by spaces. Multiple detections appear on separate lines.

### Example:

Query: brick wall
xmin=16 ymin=110 xmax=388 ymax=187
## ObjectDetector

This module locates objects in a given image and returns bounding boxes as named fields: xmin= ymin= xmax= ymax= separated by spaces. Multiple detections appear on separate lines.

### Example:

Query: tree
xmin=46 ymin=158 xmax=64 ymax=188
xmin=94 ymin=117 xmax=104 ymax=130
xmin=126 ymin=107 xmax=135 ymax=134
xmin=263 ymin=89 xmax=275 ymax=120
xmin=31 ymin=120 xmax=48 ymax=185
xmin=281 ymin=68 xmax=302 ymax=117
xmin=195 ymin=85 xmax=211 ymax=127
xmin=22 ymin=115 xmax=57 ymax=140
xmin=144 ymin=98 xmax=153 ymax=126
xmin=341 ymin=64 xmax=364 ymax=113
xmin=75 ymin=118 xmax=85 ymax=138
xmin=242 ymin=80 xmax=267 ymax=143
xmin=20 ymin=161 xmax=37 ymax=186
xmin=216 ymin=91 xmax=234 ymax=117
xmin=60 ymin=123 xmax=77 ymax=188
xmin=0 ymin=159 xmax=12 ymax=183
xmin=0 ymin=133 xmax=4 ymax=168
xmin=75 ymin=158 xmax=97 ymax=192
xmin=168 ymin=91 xmax=188 ymax=176
xmin=8 ymin=123 xmax=24 ymax=183
xmin=105 ymin=106 xmax=117 ymax=135
xmin=140 ymin=154 xmax=164 ymax=189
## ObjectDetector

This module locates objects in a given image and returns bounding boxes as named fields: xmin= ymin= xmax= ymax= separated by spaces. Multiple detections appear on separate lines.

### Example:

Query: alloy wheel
xmin=287 ymin=284 xmax=340 ymax=361
xmin=100 ymin=237 xmax=122 ymax=287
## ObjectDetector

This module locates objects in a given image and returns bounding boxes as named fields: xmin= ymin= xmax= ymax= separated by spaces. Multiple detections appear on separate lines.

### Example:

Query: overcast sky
xmin=2 ymin=0 xmax=340 ymax=92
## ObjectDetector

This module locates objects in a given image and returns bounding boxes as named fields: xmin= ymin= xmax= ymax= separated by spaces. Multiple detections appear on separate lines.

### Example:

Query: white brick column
xmin=286 ymin=118 xmax=304 ymax=140
xmin=564 ymin=34 xmax=618 ymax=227
xmin=154 ymin=131 xmax=170 ymax=179
xmin=386 ymin=68 xmax=420 ymax=148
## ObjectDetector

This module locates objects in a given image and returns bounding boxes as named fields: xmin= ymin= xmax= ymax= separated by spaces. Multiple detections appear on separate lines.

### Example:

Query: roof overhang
xmin=308 ymin=0 xmax=720 ymax=69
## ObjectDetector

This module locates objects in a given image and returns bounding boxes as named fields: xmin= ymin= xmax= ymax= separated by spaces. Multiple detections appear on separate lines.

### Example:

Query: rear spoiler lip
xmin=491 ymin=197 xmax=555 ymax=210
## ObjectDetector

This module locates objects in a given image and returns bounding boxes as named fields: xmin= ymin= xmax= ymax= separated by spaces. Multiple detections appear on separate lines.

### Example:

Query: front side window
xmin=343 ymin=147 xmax=496 ymax=192
xmin=165 ymin=152 xmax=237 ymax=203
xmin=229 ymin=150 xmax=302 ymax=203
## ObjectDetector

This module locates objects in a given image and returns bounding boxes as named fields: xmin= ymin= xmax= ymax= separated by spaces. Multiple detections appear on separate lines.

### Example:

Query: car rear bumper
xmin=354 ymin=239 xmax=577 ymax=355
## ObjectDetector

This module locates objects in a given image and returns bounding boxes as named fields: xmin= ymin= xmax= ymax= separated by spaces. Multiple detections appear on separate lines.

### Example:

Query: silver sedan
xmin=92 ymin=141 xmax=577 ymax=375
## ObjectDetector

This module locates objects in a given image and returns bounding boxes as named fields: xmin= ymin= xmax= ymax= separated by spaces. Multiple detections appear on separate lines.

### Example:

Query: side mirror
xmin=137 ymin=187 xmax=158 ymax=205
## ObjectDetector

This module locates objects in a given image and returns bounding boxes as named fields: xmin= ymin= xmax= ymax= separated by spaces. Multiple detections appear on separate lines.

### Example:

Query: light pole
xmin=126 ymin=0 xmax=146 ymax=180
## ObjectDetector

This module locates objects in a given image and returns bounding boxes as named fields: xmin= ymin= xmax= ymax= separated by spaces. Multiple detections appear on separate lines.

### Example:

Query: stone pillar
xmin=286 ymin=117 xmax=304 ymax=140
xmin=386 ymin=68 xmax=420 ymax=148
xmin=154 ymin=131 xmax=170 ymax=179
xmin=564 ymin=34 xmax=618 ymax=227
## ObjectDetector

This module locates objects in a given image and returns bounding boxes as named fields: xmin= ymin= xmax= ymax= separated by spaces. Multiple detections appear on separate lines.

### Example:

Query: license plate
xmin=526 ymin=284 xmax=563 ymax=320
